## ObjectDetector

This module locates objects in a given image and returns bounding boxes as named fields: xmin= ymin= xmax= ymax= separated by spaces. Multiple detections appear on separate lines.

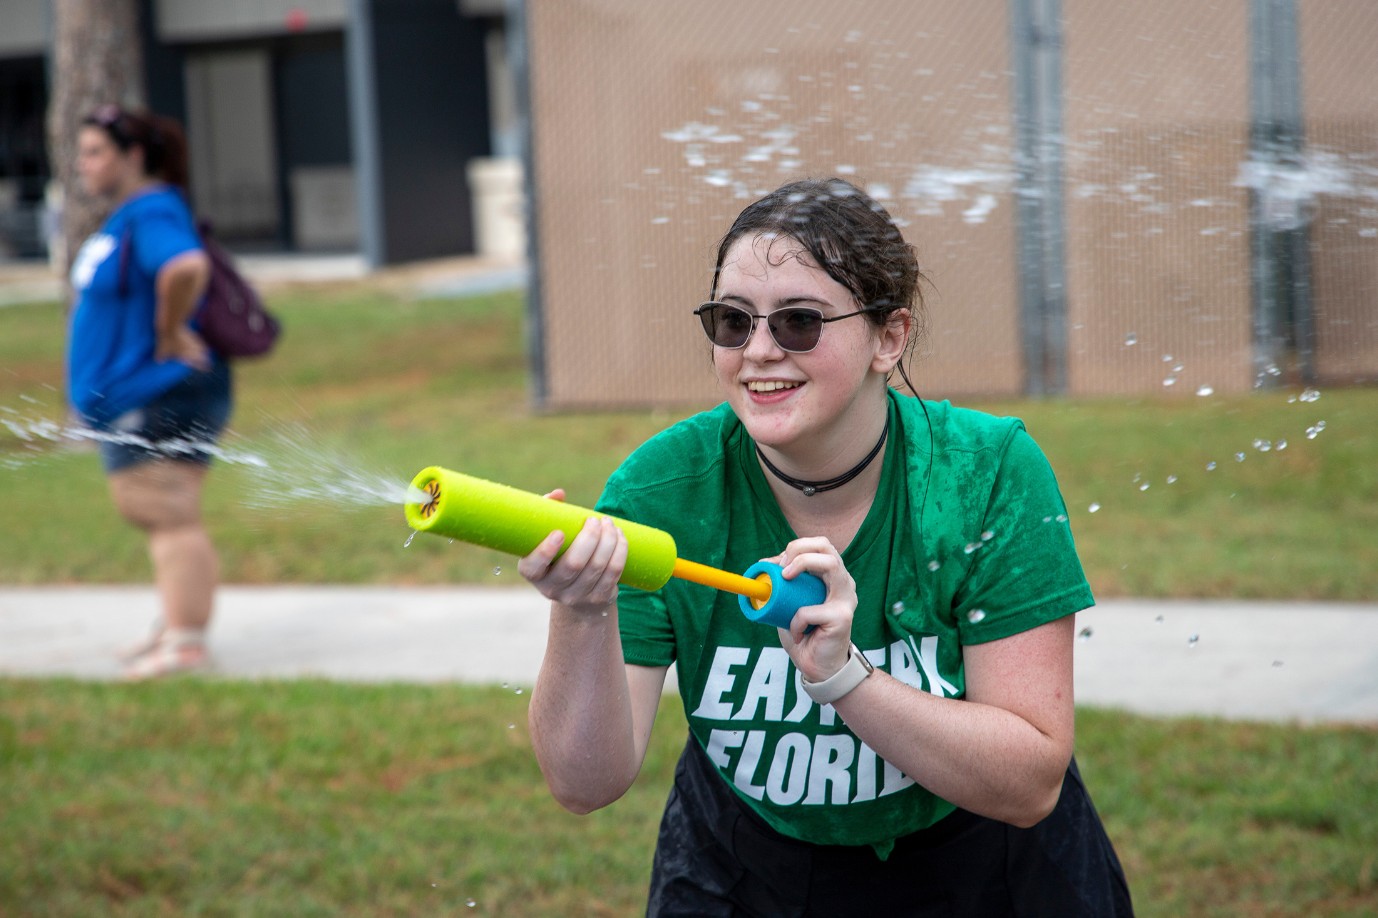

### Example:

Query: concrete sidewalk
xmin=2 ymin=586 xmax=1374 ymax=725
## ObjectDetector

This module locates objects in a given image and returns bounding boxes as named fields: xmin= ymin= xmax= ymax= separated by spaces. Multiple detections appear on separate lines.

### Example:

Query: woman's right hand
xmin=517 ymin=490 xmax=629 ymax=612
xmin=157 ymin=324 xmax=211 ymax=370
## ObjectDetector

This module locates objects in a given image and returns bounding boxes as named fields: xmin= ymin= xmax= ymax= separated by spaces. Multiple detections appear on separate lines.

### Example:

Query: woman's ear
xmin=871 ymin=308 xmax=912 ymax=374
xmin=124 ymin=142 xmax=148 ymax=178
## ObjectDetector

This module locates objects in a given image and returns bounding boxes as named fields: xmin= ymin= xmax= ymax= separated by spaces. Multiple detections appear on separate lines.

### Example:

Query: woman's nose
xmin=742 ymin=315 xmax=782 ymax=358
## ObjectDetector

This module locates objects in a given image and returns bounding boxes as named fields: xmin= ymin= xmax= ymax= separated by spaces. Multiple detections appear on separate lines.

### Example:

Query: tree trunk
xmin=46 ymin=0 xmax=145 ymax=299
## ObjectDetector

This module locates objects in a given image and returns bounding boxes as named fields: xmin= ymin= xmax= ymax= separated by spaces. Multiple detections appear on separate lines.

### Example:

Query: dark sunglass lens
xmin=770 ymin=308 xmax=824 ymax=351
xmin=708 ymin=304 xmax=753 ymax=347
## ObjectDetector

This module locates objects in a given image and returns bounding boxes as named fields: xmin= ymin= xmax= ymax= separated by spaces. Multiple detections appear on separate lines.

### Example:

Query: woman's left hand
xmin=157 ymin=325 xmax=211 ymax=370
xmin=773 ymin=536 xmax=858 ymax=683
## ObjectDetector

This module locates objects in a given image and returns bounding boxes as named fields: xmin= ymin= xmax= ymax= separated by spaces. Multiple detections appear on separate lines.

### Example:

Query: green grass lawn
xmin=2 ymin=284 xmax=1376 ymax=597
xmin=2 ymin=679 xmax=1375 ymax=917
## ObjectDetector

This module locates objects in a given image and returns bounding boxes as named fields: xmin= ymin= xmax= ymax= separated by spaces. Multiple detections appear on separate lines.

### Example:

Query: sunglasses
xmin=694 ymin=301 xmax=869 ymax=353
xmin=87 ymin=104 xmax=131 ymax=146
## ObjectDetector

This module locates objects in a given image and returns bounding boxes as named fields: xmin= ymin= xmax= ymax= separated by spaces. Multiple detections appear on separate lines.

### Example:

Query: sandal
xmin=117 ymin=618 xmax=165 ymax=663
xmin=123 ymin=636 xmax=210 ymax=681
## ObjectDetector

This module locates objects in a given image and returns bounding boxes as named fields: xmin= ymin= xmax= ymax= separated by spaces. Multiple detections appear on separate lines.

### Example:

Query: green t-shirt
xmin=596 ymin=389 xmax=1093 ymax=852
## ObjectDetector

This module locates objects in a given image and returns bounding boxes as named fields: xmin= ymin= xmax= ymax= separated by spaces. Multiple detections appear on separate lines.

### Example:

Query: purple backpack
xmin=118 ymin=218 xmax=281 ymax=359
xmin=193 ymin=221 xmax=280 ymax=358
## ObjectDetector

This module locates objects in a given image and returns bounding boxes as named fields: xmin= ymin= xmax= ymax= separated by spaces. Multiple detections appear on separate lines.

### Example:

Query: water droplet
xmin=493 ymin=566 xmax=503 ymax=576
xmin=1055 ymin=514 xmax=1068 ymax=523
xmin=508 ymin=723 xmax=516 ymax=729
xmin=1077 ymin=627 xmax=1093 ymax=642
xmin=963 ymin=542 xmax=982 ymax=554
xmin=1253 ymin=439 xmax=1272 ymax=452
xmin=891 ymin=601 xmax=906 ymax=614
xmin=1165 ymin=475 xmax=1178 ymax=484
xmin=1088 ymin=502 xmax=1101 ymax=513
xmin=1196 ymin=385 xmax=1214 ymax=397
xmin=1162 ymin=354 xmax=1174 ymax=362
xmin=1139 ymin=482 xmax=1151 ymax=491
xmin=1124 ymin=333 xmax=1138 ymax=346
xmin=403 ymin=531 xmax=418 ymax=548
xmin=1305 ymin=420 xmax=1326 ymax=439
xmin=1206 ymin=461 xmax=1217 ymax=471
xmin=1042 ymin=516 xmax=1053 ymax=523
xmin=927 ymin=559 xmax=941 ymax=572
xmin=1162 ymin=376 xmax=1177 ymax=387
xmin=981 ymin=530 xmax=995 ymax=541
xmin=466 ymin=899 xmax=477 ymax=909
xmin=1187 ymin=633 xmax=1200 ymax=648
xmin=967 ymin=608 xmax=987 ymax=624
xmin=1299 ymin=387 xmax=1321 ymax=402
xmin=1234 ymin=452 xmax=1246 ymax=462
xmin=1276 ymin=439 xmax=1288 ymax=450
xmin=514 ymin=688 xmax=524 ymax=695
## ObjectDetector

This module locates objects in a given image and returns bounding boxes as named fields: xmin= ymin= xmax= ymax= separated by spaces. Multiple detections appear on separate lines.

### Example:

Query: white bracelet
xmin=800 ymin=643 xmax=875 ymax=704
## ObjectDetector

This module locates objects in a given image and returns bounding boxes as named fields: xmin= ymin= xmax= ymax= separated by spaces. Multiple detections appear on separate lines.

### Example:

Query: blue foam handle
xmin=737 ymin=561 xmax=827 ymax=630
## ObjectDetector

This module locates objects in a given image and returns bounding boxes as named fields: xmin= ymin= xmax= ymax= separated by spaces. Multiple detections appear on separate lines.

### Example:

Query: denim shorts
xmin=100 ymin=361 xmax=234 ymax=474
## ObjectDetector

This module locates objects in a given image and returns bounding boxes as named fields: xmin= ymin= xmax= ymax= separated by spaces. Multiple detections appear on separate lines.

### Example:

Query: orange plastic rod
xmin=672 ymin=557 xmax=772 ymax=603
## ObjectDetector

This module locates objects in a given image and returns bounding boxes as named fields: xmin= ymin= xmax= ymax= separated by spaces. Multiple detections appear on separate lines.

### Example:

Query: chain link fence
xmin=523 ymin=0 xmax=1377 ymax=408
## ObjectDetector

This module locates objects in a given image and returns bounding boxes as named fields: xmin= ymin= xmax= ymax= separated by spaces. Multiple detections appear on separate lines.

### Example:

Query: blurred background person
xmin=68 ymin=104 xmax=232 ymax=679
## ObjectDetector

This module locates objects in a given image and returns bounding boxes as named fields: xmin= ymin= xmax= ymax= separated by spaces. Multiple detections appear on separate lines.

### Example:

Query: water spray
xmin=403 ymin=466 xmax=825 ymax=629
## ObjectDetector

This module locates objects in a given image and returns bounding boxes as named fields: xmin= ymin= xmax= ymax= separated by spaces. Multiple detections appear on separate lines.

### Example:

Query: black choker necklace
xmin=756 ymin=415 xmax=890 ymax=497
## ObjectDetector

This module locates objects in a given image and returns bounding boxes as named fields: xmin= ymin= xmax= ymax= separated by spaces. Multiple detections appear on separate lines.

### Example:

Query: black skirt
xmin=646 ymin=735 xmax=1133 ymax=917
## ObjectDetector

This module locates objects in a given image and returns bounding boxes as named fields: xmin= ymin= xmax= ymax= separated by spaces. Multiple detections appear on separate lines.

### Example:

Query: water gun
xmin=404 ymin=466 xmax=825 ymax=629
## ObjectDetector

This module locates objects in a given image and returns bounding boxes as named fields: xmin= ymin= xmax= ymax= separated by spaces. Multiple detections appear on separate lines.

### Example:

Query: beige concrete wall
xmin=528 ymin=0 xmax=1019 ymax=409
xmin=528 ymin=0 xmax=1377 ymax=407
xmin=1299 ymin=0 xmax=1378 ymax=383
xmin=1061 ymin=0 xmax=1254 ymax=396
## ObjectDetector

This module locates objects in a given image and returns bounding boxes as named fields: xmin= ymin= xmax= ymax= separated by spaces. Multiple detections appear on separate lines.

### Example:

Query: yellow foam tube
xmin=405 ymin=467 xmax=774 ymax=604
xmin=404 ymin=466 xmax=683 ymax=592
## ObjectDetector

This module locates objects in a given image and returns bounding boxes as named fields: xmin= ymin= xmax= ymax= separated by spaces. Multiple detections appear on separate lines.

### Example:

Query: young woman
xmin=519 ymin=178 xmax=1132 ymax=915
xmin=68 ymin=105 xmax=232 ymax=680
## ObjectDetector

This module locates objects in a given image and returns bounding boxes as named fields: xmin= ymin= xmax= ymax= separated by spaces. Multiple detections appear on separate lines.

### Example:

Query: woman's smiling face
xmin=712 ymin=232 xmax=905 ymax=457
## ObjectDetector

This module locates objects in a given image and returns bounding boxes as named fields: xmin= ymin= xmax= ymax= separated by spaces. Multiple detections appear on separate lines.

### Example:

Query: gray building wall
xmin=351 ymin=0 xmax=491 ymax=263
xmin=0 ymin=0 xmax=496 ymax=265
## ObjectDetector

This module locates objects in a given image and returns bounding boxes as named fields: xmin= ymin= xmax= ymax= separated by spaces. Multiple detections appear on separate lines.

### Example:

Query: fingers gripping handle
xmin=737 ymin=561 xmax=827 ymax=630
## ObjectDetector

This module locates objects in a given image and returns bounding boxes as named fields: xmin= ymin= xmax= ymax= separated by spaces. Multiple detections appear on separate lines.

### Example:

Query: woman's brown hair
xmin=83 ymin=104 xmax=191 ymax=190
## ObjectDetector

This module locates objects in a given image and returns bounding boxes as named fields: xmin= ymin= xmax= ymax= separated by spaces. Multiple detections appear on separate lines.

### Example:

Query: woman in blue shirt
xmin=68 ymin=105 xmax=233 ymax=679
